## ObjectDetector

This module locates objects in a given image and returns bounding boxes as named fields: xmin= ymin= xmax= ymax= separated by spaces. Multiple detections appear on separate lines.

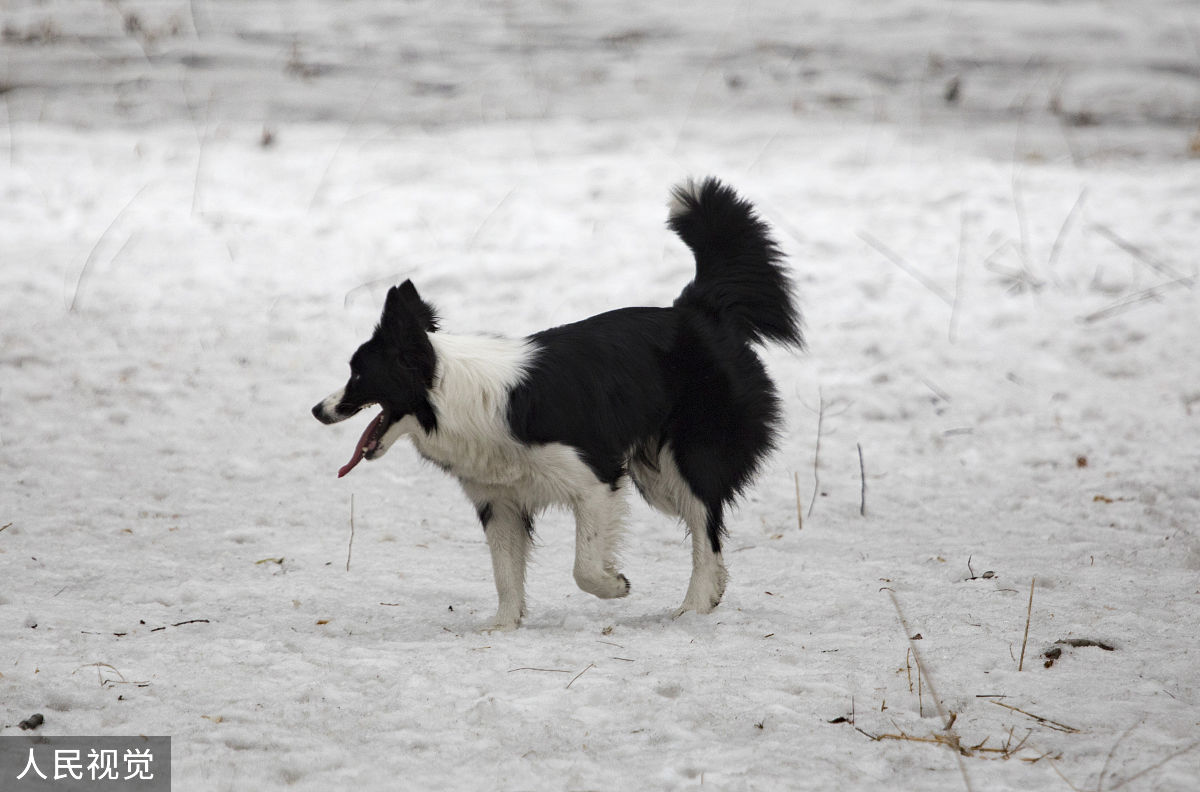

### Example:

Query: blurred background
xmin=3 ymin=0 xmax=1199 ymax=159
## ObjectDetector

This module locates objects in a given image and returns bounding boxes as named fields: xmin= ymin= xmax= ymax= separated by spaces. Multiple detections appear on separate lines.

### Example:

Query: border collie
xmin=312 ymin=177 xmax=802 ymax=630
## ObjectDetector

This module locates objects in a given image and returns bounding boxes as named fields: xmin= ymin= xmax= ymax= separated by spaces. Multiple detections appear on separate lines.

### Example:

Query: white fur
xmin=355 ymin=331 xmax=727 ymax=627
xmin=570 ymin=480 xmax=631 ymax=600
xmin=378 ymin=332 xmax=632 ymax=629
xmin=629 ymin=444 xmax=727 ymax=616
xmin=470 ymin=496 xmax=530 ymax=631
xmin=316 ymin=387 xmax=346 ymax=417
xmin=374 ymin=332 xmax=531 ymax=468
xmin=667 ymin=177 xmax=701 ymax=220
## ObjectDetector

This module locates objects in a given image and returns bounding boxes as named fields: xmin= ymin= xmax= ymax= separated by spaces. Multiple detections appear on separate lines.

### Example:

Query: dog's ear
xmin=382 ymin=280 xmax=440 ymax=334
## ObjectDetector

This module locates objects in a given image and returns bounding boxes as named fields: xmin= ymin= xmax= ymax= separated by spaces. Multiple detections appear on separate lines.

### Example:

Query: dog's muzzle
xmin=312 ymin=388 xmax=357 ymax=424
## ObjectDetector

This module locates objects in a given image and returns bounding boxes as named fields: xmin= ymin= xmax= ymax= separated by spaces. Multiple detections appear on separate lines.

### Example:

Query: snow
xmin=2 ymin=1 xmax=1199 ymax=789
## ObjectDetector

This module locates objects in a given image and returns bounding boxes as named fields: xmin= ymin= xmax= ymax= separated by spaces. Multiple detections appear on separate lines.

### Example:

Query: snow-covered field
xmin=3 ymin=1 xmax=1199 ymax=789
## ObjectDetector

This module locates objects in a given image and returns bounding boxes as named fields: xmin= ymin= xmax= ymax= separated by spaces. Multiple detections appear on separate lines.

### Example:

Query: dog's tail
xmin=668 ymin=177 xmax=803 ymax=349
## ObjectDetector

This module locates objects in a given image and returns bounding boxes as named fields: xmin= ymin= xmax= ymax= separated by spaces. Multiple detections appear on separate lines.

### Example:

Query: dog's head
xmin=312 ymin=280 xmax=439 ymax=477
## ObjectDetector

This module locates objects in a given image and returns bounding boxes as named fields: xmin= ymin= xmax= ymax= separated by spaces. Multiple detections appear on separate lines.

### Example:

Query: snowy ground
xmin=3 ymin=1 xmax=1199 ymax=790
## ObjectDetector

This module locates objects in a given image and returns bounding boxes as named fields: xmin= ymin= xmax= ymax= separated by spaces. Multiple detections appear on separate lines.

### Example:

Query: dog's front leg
xmin=571 ymin=483 xmax=631 ymax=600
xmin=476 ymin=499 xmax=532 ymax=630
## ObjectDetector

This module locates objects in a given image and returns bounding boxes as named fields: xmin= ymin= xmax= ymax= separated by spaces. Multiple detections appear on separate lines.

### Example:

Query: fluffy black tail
xmin=668 ymin=177 xmax=803 ymax=349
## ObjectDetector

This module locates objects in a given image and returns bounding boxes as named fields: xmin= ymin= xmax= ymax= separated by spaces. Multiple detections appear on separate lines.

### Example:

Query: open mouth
xmin=338 ymin=405 xmax=393 ymax=478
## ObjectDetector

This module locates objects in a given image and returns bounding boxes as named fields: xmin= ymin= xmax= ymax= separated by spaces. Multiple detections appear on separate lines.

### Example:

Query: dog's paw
xmin=575 ymin=570 xmax=631 ymax=600
xmin=482 ymin=609 xmax=522 ymax=633
xmin=671 ymin=596 xmax=721 ymax=620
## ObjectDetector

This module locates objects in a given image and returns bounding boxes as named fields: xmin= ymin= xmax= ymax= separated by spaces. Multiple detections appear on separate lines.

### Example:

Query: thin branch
xmin=1045 ymin=757 xmax=1084 ymax=791
xmin=744 ymin=131 xmax=781 ymax=174
xmin=1018 ymin=578 xmax=1035 ymax=671
xmin=807 ymin=387 xmax=825 ymax=517
xmin=1081 ymin=277 xmax=1192 ymax=323
xmin=856 ymin=443 xmax=866 ymax=517
xmin=888 ymin=591 xmax=974 ymax=792
xmin=988 ymin=701 xmax=1079 ymax=733
xmin=793 ymin=471 xmax=803 ymax=531
xmin=508 ymin=667 xmax=571 ymax=674
xmin=69 ymin=184 xmax=151 ymax=312
xmin=467 ymin=185 xmax=518 ymax=250
xmin=888 ymin=593 xmax=951 ymax=729
xmin=1047 ymin=188 xmax=1088 ymax=277
xmin=1107 ymin=739 xmax=1200 ymax=790
xmin=566 ymin=663 xmax=596 ymax=689
xmin=345 ymin=493 xmax=355 ymax=572
xmin=1098 ymin=722 xmax=1141 ymax=791
xmin=949 ymin=207 xmax=967 ymax=343
xmin=191 ymin=90 xmax=212 ymax=216
xmin=858 ymin=230 xmax=954 ymax=306
xmin=309 ymin=76 xmax=384 ymax=211
xmin=1091 ymin=223 xmax=1192 ymax=285
xmin=150 ymin=619 xmax=210 ymax=632
xmin=1012 ymin=168 xmax=1031 ymax=269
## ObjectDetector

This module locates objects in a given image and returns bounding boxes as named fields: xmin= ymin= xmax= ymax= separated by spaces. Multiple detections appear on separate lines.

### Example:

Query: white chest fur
xmin=389 ymin=333 xmax=602 ymax=507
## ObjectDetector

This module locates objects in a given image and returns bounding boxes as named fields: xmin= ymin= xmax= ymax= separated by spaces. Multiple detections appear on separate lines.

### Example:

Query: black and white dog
xmin=313 ymin=178 xmax=802 ymax=629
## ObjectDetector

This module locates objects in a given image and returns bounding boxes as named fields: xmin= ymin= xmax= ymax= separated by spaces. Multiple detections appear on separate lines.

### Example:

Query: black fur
xmin=505 ymin=177 xmax=799 ymax=553
xmin=669 ymin=178 xmax=802 ymax=350
xmin=313 ymin=279 xmax=440 ymax=434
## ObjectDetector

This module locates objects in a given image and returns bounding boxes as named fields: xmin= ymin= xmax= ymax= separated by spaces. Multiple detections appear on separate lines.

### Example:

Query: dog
xmin=312 ymin=177 xmax=802 ymax=629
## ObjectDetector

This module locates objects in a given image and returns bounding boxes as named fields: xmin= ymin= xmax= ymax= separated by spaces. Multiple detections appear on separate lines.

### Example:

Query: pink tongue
xmin=337 ymin=410 xmax=386 ymax=478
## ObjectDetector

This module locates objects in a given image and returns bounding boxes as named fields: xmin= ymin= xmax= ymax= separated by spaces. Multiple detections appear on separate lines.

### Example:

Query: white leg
xmin=571 ymin=482 xmax=631 ymax=599
xmin=630 ymin=446 xmax=728 ymax=617
xmin=477 ymin=500 xmax=531 ymax=630
xmin=674 ymin=513 xmax=728 ymax=617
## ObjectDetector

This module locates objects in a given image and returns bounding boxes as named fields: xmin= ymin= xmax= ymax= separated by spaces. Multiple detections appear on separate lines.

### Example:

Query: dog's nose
xmin=312 ymin=403 xmax=330 ymax=423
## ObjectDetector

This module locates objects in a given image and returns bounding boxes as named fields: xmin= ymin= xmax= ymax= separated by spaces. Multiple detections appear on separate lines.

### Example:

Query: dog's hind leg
xmin=570 ymin=482 xmax=632 ymax=600
xmin=674 ymin=505 xmax=728 ymax=617
xmin=472 ymin=495 xmax=532 ymax=630
xmin=630 ymin=445 xmax=727 ymax=616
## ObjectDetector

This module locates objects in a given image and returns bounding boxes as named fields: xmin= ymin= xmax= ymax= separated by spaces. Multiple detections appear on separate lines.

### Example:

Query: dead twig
xmin=1080 ymin=277 xmax=1192 ymax=323
xmin=1098 ymin=722 xmax=1140 ymax=791
xmin=858 ymin=230 xmax=954 ymax=306
xmin=467 ymin=185 xmax=518 ymax=250
xmin=1090 ymin=223 xmax=1192 ymax=285
xmin=309 ymin=76 xmax=384 ymax=211
xmin=988 ymin=700 xmax=1079 ymax=733
xmin=346 ymin=493 xmax=355 ymax=572
xmin=69 ymin=184 xmax=151 ymax=312
xmin=890 ymin=593 xmax=950 ymax=728
xmin=1047 ymin=188 xmax=1088 ymax=278
xmin=508 ymin=667 xmax=571 ymax=674
xmin=793 ymin=471 xmax=803 ymax=531
xmin=150 ymin=619 xmax=210 ymax=633
xmin=807 ymin=387 xmax=825 ymax=517
xmin=1045 ymin=756 xmax=1084 ymax=790
xmin=856 ymin=727 xmax=1041 ymax=761
xmin=1107 ymin=739 xmax=1200 ymax=790
xmin=887 ymin=591 xmax=974 ymax=792
xmin=74 ymin=662 xmax=127 ymax=687
xmin=1012 ymin=168 xmax=1031 ymax=270
xmin=566 ymin=663 xmax=596 ymax=689
xmin=1019 ymin=578 xmax=1035 ymax=671
xmin=949 ymin=207 xmax=967 ymax=343
xmin=856 ymin=443 xmax=866 ymax=517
